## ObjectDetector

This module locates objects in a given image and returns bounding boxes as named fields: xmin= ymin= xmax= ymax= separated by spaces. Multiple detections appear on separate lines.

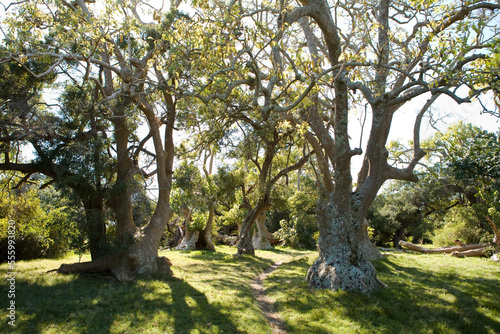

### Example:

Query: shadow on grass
xmin=268 ymin=256 xmax=500 ymax=334
xmin=184 ymin=250 xmax=275 ymax=298
xmin=0 ymin=272 xmax=242 ymax=334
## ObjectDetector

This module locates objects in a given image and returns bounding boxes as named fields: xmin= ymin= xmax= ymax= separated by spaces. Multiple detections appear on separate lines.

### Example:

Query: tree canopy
xmin=1 ymin=0 xmax=499 ymax=293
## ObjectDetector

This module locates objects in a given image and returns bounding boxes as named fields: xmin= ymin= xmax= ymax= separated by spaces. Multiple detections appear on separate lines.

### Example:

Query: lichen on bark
xmin=306 ymin=201 xmax=383 ymax=294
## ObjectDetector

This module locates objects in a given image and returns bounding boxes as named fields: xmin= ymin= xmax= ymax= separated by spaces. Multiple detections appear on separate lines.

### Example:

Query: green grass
xmin=0 ymin=246 xmax=308 ymax=334
xmin=1 ymin=247 xmax=499 ymax=334
xmin=265 ymin=252 xmax=500 ymax=334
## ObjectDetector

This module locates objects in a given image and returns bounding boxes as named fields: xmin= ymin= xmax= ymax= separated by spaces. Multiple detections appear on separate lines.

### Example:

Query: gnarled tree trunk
xmin=82 ymin=197 xmax=109 ymax=260
xmin=306 ymin=203 xmax=383 ymax=293
xmin=195 ymin=203 xmax=216 ymax=251
xmin=237 ymin=199 xmax=270 ymax=255
xmin=252 ymin=211 xmax=273 ymax=250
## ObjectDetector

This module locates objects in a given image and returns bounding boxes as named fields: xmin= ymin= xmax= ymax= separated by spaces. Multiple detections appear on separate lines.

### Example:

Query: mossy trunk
xmin=306 ymin=202 xmax=383 ymax=294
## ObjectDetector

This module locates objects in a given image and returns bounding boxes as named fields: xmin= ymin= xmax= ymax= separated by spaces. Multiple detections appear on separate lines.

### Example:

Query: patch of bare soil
xmin=250 ymin=260 xmax=288 ymax=334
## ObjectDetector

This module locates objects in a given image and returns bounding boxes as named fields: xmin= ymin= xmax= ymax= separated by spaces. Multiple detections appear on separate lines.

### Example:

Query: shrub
xmin=0 ymin=186 xmax=80 ymax=261
xmin=432 ymin=207 xmax=484 ymax=246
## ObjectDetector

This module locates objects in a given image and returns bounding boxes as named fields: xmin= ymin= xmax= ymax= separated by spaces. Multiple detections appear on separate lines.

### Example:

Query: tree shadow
xmin=0 ymin=272 xmax=243 ymax=334
xmin=267 ymin=256 xmax=500 ymax=334
xmin=184 ymin=250 xmax=275 ymax=298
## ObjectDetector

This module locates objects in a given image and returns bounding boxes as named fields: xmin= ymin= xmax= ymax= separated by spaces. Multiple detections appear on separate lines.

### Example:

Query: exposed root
xmin=49 ymin=255 xmax=173 ymax=281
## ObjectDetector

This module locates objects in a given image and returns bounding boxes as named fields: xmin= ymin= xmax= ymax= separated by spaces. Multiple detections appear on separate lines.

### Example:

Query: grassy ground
xmin=0 ymin=246 xmax=308 ymax=334
xmin=1 ymin=247 xmax=499 ymax=334
xmin=265 ymin=252 xmax=500 ymax=334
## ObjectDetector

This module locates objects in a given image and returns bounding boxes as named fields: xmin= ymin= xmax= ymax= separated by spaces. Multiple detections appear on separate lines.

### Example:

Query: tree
xmin=370 ymin=123 xmax=500 ymax=249
xmin=2 ymin=0 xmax=499 ymax=291
xmin=0 ymin=0 xmax=197 ymax=279
xmin=426 ymin=122 xmax=500 ymax=246
xmin=0 ymin=46 xmax=112 ymax=260
xmin=270 ymin=0 xmax=500 ymax=293
xmin=368 ymin=176 xmax=450 ymax=248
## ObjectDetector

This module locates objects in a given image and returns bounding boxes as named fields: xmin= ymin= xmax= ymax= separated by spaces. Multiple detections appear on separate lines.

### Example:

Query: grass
xmin=0 ymin=246 xmax=308 ymax=334
xmin=1 ymin=247 xmax=499 ymax=334
xmin=265 ymin=252 xmax=500 ymax=334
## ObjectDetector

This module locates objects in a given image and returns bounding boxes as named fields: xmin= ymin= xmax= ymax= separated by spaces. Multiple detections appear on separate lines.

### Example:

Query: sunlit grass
xmin=1 ymin=247 xmax=499 ymax=333
xmin=0 ymin=246 xmax=307 ymax=334
xmin=265 ymin=252 xmax=500 ymax=334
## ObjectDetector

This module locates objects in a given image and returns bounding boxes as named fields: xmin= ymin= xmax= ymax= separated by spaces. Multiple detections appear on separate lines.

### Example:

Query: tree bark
xmin=237 ymin=198 xmax=270 ymax=255
xmin=306 ymin=204 xmax=384 ymax=293
xmin=486 ymin=216 xmax=500 ymax=251
xmin=108 ymin=97 xmax=139 ymax=243
xmin=252 ymin=211 xmax=273 ymax=250
xmin=451 ymin=248 xmax=486 ymax=258
xmin=168 ymin=225 xmax=184 ymax=248
xmin=82 ymin=197 xmax=109 ymax=260
xmin=358 ymin=219 xmax=383 ymax=260
xmin=195 ymin=203 xmax=216 ymax=251
xmin=176 ymin=231 xmax=200 ymax=250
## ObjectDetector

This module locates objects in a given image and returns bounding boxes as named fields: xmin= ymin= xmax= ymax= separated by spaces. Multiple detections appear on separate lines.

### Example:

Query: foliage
xmin=368 ymin=176 xmax=445 ymax=247
xmin=373 ymin=123 xmax=500 ymax=247
xmin=0 ymin=179 xmax=80 ymax=261
xmin=274 ymin=188 xmax=318 ymax=249
xmin=432 ymin=207 xmax=484 ymax=246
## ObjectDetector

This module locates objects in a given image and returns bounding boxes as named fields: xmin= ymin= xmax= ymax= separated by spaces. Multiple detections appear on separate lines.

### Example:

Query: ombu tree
xmin=251 ymin=0 xmax=500 ymax=292
xmin=171 ymin=1 xmax=314 ymax=255
xmin=0 ymin=0 xmax=198 ymax=279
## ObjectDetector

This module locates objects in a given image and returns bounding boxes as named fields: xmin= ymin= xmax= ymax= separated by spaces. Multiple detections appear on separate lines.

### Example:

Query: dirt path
xmin=250 ymin=260 xmax=288 ymax=334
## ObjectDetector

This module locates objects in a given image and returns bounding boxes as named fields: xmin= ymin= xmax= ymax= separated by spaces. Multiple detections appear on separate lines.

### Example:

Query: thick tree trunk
xmin=237 ymin=215 xmax=255 ymax=256
xmin=237 ymin=199 xmax=269 ymax=255
xmin=393 ymin=228 xmax=405 ymax=249
xmin=176 ymin=231 xmax=199 ymax=250
xmin=110 ymin=97 xmax=139 ymax=241
xmin=195 ymin=204 xmax=216 ymax=251
xmin=306 ymin=203 xmax=384 ymax=294
xmin=168 ymin=225 xmax=184 ymax=248
xmin=82 ymin=197 xmax=110 ymax=260
xmin=252 ymin=211 xmax=273 ymax=250
xmin=113 ymin=206 xmax=174 ymax=280
xmin=58 ymin=204 xmax=174 ymax=280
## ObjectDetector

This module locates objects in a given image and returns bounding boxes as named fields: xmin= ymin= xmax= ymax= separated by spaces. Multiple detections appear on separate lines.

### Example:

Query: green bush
xmin=274 ymin=219 xmax=300 ymax=248
xmin=0 ymin=186 xmax=80 ymax=261
xmin=273 ymin=190 xmax=317 ymax=249
xmin=432 ymin=207 xmax=484 ymax=246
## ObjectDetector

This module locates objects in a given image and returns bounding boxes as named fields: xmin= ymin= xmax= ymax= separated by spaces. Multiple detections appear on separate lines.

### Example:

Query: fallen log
xmin=451 ymin=248 xmax=486 ymax=258
xmin=399 ymin=240 xmax=489 ymax=254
